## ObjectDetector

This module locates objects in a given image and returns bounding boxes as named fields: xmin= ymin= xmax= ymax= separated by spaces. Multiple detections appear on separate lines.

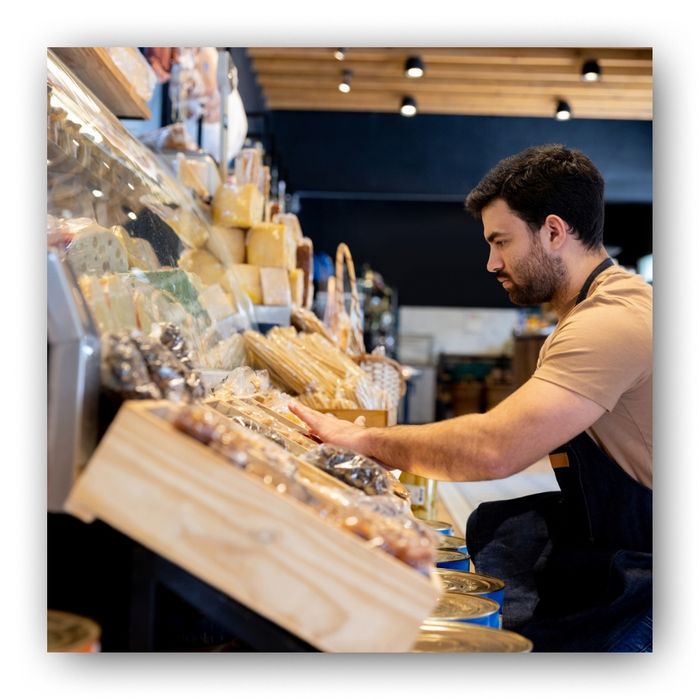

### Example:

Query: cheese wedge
xmin=205 ymin=225 xmax=246 ymax=266
xmin=178 ymin=249 xmax=226 ymax=287
xmin=289 ymin=268 xmax=304 ymax=307
xmin=212 ymin=182 xmax=264 ymax=228
xmin=225 ymin=264 xmax=262 ymax=305
xmin=260 ymin=267 xmax=292 ymax=306
xmin=246 ymin=222 xmax=296 ymax=270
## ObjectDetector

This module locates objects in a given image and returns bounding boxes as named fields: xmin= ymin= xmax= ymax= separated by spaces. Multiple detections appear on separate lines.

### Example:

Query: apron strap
xmin=576 ymin=258 xmax=614 ymax=304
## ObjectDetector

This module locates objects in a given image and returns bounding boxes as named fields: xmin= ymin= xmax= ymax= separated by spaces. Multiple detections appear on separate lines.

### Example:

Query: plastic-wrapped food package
xmin=199 ymin=333 xmax=246 ymax=370
xmin=301 ymin=444 xmax=410 ymax=500
xmin=101 ymin=327 xmax=204 ymax=402
xmin=169 ymin=405 xmax=437 ymax=575
xmin=105 ymin=48 xmax=157 ymax=102
xmin=219 ymin=366 xmax=271 ymax=396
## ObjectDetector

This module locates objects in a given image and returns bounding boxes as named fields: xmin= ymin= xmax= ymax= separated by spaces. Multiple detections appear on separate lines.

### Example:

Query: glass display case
xmin=46 ymin=50 xmax=254 ymax=508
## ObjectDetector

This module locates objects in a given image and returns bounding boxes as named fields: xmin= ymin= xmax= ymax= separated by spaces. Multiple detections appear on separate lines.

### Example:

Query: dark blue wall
xmin=246 ymin=107 xmax=652 ymax=308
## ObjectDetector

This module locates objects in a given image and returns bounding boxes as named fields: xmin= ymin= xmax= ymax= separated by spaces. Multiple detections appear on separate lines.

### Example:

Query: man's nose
xmin=487 ymin=248 xmax=503 ymax=274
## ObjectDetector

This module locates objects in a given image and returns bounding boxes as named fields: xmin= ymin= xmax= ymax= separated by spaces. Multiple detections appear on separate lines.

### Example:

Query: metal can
xmin=436 ymin=533 xmax=468 ymax=553
xmin=436 ymin=570 xmax=506 ymax=608
xmin=412 ymin=621 xmax=532 ymax=653
xmin=48 ymin=610 xmax=101 ymax=652
xmin=435 ymin=549 xmax=470 ymax=571
xmin=417 ymin=518 xmax=454 ymax=535
xmin=426 ymin=592 xmax=501 ymax=628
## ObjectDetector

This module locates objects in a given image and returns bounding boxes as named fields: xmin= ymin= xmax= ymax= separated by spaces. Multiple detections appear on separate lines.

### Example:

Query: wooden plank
xmin=50 ymin=48 xmax=151 ymax=119
xmin=64 ymin=401 xmax=440 ymax=652
xmin=318 ymin=408 xmax=389 ymax=428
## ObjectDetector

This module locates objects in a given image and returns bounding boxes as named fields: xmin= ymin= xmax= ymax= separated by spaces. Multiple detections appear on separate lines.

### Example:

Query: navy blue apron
xmin=466 ymin=259 xmax=652 ymax=652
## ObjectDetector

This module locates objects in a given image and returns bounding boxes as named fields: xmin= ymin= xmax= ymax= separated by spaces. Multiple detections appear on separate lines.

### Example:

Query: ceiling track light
xmin=334 ymin=48 xmax=346 ymax=61
xmin=338 ymin=69 xmax=353 ymax=93
xmin=581 ymin=58 xmax=602 ymax=82
xmin=555 ymin=99 xmax=572 ymax=121
xmin=400 ymin=95 xmax=418 ymax=117
xmin=405 ymin=55 xmax=425 ymax=78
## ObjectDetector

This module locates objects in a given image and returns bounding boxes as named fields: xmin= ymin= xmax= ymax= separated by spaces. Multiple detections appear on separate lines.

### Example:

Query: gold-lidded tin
xmin=48 ymin=610 xmax=101 ymax=652
xmin=435 ymin=549 xmax=470 ymax=571
xmin=412 ymin=621 xmax=532 ymax=653
xmin=436 ymin=533 xmax=468 ymax=552
xmin=427 ymin=592 xmax=500 ymax=628
xmin=437 ymin=570 xmax=505 ymax=606
xmin=416 ymin=517 xmax=453 ymax=535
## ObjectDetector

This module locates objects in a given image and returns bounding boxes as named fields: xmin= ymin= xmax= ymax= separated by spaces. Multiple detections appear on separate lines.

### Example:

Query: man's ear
xmin=543 ymin=214 xmax=570 ymax=251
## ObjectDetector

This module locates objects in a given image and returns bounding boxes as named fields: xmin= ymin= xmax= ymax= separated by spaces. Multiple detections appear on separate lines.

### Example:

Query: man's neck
xmin=550 ymin=248 xmax=610 ymax=316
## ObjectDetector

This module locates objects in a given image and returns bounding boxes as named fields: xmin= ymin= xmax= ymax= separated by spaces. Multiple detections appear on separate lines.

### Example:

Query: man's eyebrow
xmin=486 ymin=231 xmax=506 ymax=243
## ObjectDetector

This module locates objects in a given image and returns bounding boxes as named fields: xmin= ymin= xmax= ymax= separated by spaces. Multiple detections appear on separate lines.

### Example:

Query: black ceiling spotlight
xmin=555 ymin=99 xmax=572 ymax=121
xmin=581 ymin=58 xmax=602 ymax=82
xmin=338 ymin=69 xmax=353 ymax=93
xmin=405 ymin=55 xmax=425 ymax=78
xmin=334 ymin=48 xmax=346 ymax=61
xmin=400 ymin=95 xmax=418 ymax=117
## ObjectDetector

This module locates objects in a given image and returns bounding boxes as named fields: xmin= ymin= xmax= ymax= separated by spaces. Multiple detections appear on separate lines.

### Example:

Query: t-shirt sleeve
xmin=531 ymin=297 xmax=652 ymax=412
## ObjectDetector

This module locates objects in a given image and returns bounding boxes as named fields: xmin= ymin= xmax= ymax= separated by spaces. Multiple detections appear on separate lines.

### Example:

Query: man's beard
xmin=501 ymin=241 xmax=566 ymax=306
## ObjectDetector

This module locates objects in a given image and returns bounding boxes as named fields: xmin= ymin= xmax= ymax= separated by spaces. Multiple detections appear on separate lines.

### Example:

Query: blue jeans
xmin=607 ymin=611 xmax=653 ymax=652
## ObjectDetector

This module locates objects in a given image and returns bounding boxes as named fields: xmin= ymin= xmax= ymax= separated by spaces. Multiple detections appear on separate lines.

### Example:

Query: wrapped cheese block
xmin=234 ymin=147 xmax=263 ymax=187
xmin=260 ymin=267 xmax=292 ymax=306
xmin=212 ymin=182 xmax=264 ymax=228
xmin=205 ymin=225 xmax=246 ymax=266
xmin=296 ymin=236 xmax=314 ymax=308
xmin=112 ymin=226 xmax=160 ymax=271
xmin=272 ymin=212 xmax=304 ymax=245
xmin=246 ymin=222 xmax=297 ymax=270
xmin=289 ymin=268 xmax=305 ymax=307
xmin=177 ymin=248 xmax=226 ymax=287
xmin=227 ymin=264 xmax=262 ymax=305
xmin=64 ymin=222 xmax=129 ymax=277
xmin=78 ymin=274 xmax=115 ymax=333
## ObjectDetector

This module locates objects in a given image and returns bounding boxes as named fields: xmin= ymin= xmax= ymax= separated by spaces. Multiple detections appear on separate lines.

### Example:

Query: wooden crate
xmin=64 ymin=400 xmax=440 ymax=652
xmin=319 ymin=407 xmax=395 ymax=427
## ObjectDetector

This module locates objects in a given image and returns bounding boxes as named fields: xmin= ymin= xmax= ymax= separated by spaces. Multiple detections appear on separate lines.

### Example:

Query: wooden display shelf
xmin=319 ymin=407 xmax=394 ymax=427
xmin=64 ymin=400 xmax=441 ymax=652
xmin=50 ymin=48 xmax=151 ymax=119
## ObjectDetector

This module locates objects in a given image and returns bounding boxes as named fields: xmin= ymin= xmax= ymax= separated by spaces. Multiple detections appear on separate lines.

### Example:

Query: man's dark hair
xmin=465 ymin=144 xmax=605 ymax=250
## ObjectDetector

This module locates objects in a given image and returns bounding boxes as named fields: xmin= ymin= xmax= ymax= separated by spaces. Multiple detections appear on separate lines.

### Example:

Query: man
xmin=290 ymin=144 xmax=652 ymax=652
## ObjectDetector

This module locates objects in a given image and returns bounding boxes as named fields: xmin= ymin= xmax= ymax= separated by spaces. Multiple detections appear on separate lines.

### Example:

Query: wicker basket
xmin=353 ymin=352 xmax=406 ymax=411
xmin=334 ymin=243 xmax=365 ymax=356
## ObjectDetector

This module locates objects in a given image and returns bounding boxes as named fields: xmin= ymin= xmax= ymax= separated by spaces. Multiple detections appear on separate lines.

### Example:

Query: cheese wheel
xmin=205 ymin=225 xmax=246 ymax=266
xmin=260 ymin=267 xmax=292 ymax=306
xmin=246 ymin=222 xmax=296 ymax=270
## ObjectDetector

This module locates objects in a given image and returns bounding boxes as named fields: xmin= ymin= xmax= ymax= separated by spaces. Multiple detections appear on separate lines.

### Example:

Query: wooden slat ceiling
xmin=247 ymin=47 xmax=652 ymax=120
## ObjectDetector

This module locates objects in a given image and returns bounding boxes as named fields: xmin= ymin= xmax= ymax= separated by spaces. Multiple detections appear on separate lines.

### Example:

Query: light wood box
xmin=319 ymin=407 xmax=396 ymax=427
xmin=64 ymin=400 xmax=440 ymax=652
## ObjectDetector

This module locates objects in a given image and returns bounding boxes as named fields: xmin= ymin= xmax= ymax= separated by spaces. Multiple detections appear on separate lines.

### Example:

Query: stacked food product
xmin=169 ymin=404 xmax=438 ymax=575
xmin=243 ymin=326 xmax=387 ymax=410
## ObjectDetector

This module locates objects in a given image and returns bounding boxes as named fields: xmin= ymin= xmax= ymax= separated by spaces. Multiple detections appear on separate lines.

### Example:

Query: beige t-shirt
xmin=532 ymin=266 xmax=652 ymax=488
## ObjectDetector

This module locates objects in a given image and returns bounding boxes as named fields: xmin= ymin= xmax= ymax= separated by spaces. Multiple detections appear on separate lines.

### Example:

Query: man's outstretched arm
xmin=290 ymin=377 xmax=606 ymax=482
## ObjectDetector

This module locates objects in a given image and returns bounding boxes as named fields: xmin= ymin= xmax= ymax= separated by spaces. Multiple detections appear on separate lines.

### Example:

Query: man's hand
xmin=288 ymin=401 xmax=370 ymax=452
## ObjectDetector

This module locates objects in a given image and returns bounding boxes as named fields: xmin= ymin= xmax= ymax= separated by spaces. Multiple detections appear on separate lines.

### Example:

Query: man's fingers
xmin=353 ymin=416 xmax=367 ymax=426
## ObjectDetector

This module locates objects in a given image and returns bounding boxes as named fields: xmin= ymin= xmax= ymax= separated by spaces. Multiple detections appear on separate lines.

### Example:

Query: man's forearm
xmin=357 ymin=412 xmax=508 ymax=481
